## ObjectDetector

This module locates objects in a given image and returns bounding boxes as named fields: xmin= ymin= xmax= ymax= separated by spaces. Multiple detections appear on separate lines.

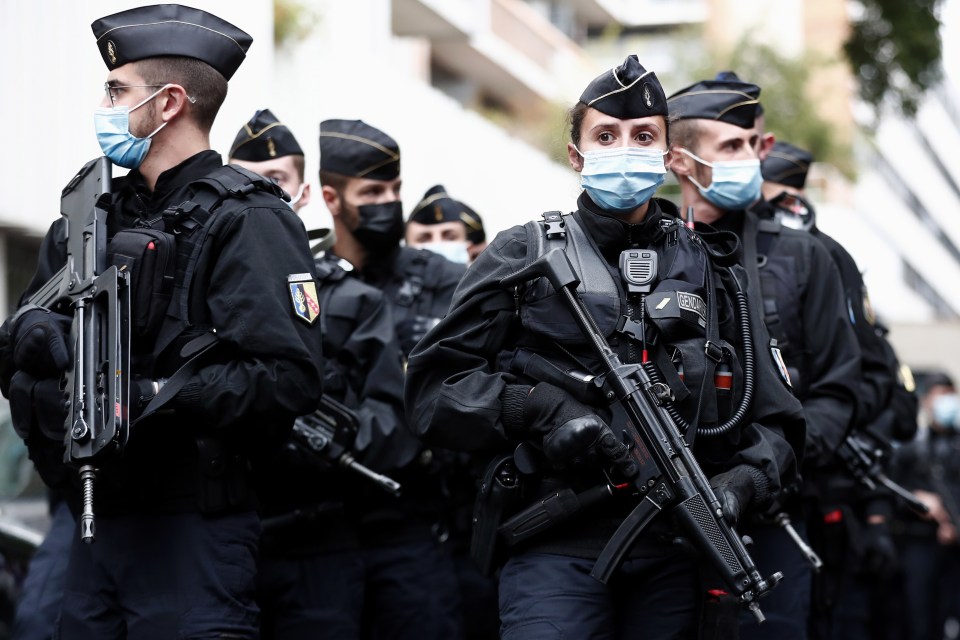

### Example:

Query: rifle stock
xmin=501 ymin=248 xmax=781 ymax=622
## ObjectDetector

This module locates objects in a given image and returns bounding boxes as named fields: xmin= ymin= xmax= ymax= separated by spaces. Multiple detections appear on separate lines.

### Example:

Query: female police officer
xmin=405 ymin=56 xmax=804 ymax=639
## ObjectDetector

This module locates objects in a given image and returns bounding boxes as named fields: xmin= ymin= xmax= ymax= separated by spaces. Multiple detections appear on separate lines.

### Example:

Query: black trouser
xmin=498 ymin=550 xmax=700 ymax=640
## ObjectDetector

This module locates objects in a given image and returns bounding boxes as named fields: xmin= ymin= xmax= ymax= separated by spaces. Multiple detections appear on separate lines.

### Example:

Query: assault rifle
xmin=837 ymin=432 xmax=929 ymax=515
xmin=293 ymin=395 xmax=402 ymax=496
xmin=501 ymin=248 xmax=781 ymax=622
xmin=25 ymin=157 xmax=129 ymax=544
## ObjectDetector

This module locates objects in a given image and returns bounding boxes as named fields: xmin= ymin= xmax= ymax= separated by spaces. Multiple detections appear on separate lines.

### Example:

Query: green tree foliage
xmin=844 ymin=0 xmax=943 ymax=117
xmin=706 ymin=41 xmax=855 ymax=178
xmin=274 ymin=0 xmax=319 ymax=47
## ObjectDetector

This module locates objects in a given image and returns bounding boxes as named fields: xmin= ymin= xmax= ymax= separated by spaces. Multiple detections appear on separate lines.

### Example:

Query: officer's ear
xmin=297 ymin=183 xmax=312 ymax=209
xmin=567 ymin=143 xmax=584 ymax=173
xmin=321 ymin=184 xmax=342 ymax=217
xmin=667 ymin=146 xmax=693 ymax=178
xmin=157 ymin=84 xmax=192 ymax=124
xmin=758 ymin=132 xmax=776 ymax=162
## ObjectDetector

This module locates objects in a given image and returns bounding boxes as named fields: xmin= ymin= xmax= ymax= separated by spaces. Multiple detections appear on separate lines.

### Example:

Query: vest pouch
xmin=646 ymin=279 xmax=709 ymax=342
xmin=109 ymin=228 xmax=176 ymax=337
xmin=714 ymin=340 xmax=743 ymax=425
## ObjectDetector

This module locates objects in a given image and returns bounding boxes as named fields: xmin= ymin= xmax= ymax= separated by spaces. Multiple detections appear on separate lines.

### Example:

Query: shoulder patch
xmin=288 ymin=273 xmax=321 ymax=324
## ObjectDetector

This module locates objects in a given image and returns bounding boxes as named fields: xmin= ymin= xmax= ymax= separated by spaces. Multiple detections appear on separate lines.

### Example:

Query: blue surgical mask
xmin=93 ymin=85 xmax=170 ymax=169
xmin=680 ymin=148 xmax=762 ymax=211
xmin=416 ymin=240 xmax=470 ymax=264
xmin=933 ymin=393 xmax=960 ymax=430
xmin=577 ymin=146 xmax=666 ymax=214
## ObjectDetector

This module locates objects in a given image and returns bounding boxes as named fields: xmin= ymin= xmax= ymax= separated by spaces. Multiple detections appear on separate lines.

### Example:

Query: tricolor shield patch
xmin=288 ymin=273 xmax=320 ymax=325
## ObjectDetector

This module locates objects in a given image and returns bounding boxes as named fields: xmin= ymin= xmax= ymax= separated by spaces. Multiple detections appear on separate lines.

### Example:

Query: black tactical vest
xmin=130 ymin=165 xmax=286 ymax=374
xmin=506 ymin=211 xmax=739 ymax=433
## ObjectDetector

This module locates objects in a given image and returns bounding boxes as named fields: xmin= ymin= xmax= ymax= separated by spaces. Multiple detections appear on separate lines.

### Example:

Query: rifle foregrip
xmin=674 ymin=493 xmax=751 ymax=596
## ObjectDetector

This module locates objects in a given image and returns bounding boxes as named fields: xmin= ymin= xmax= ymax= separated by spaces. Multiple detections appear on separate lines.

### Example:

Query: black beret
xmin=762 ymin=141 xmax=814 ymax=189
xmin=318 ymin=119 xmax=400 ymax=181
xmin=92 ymin=5 xmax=252 ymax=81
xmin=579 ymin=55 xmax=668 ymax=119
xmin=409 ymin=185 xmax=486 ymax=244
xmin=667 ymin=79 xmax=761 ymax=129
xmin=229 ymin=109 xmax=303 ymax=161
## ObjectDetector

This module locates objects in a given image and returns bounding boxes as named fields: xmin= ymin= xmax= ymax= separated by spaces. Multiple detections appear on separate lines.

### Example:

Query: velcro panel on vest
xmin=645 ymin=279 xmax=708 ymax=340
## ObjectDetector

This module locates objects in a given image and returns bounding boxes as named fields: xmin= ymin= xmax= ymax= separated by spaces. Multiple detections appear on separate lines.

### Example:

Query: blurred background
xmin=0 ymin=0 xmax=957 ymax=518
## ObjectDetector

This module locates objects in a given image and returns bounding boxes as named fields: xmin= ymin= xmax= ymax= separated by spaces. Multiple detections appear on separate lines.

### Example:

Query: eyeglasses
xmin=103 ymin=83 xmax=166 ymax=107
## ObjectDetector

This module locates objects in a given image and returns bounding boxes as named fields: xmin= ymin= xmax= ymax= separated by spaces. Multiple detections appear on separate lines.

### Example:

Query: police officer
xmin=405 ymin=55 xmax=804 ymax=639
xmin=318 ymin=119 xmax=465 ymax=639
xmin=760 ymin=140 xmax=916 ymax=640
xmin=318 ymin=120 xmax=466 ymax=357
xmin=889 ymin=372 xmax=960 ymax=640
xmin=8 ymin=492 xmax=72 ymax=640
xmin=229 ymin=109 xmax=416 ymax=638
xmin=0 ymin=6 xmax=325 ymax=637
xmin=668 ymin=79 xmax=862 ymax=639
xmin=406 ymin=185 xmax=487 ymax=264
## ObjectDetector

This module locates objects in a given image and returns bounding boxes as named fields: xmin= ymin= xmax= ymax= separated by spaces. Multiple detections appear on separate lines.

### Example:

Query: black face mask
xmin=353 ymin=201 xmax=405 ymax=253
xmin=769 ymin=191 xmax=817 ymax=231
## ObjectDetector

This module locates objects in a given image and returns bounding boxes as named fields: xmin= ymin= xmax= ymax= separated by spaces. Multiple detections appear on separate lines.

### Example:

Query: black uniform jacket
xmin=3 ymin=151 xmax=325 ymax=513
xmin=362 ymin=245 xmax=466 ymax=338
xmin=723 ymin=208 xmax=861 ymax=468
xmin=811 ymin=229 xmax=909 ymax=441
xmin=256 ymin=253 xmax=411 ymax=554
xmin=405 ymin=194 xmax=803 ymax=556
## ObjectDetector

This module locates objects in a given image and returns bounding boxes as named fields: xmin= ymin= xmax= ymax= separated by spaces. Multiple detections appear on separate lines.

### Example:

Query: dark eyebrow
xmin=587 ymin=120 xmax=621 ymax=134
xmin=632 ymin=123 xmax=663 ymax=134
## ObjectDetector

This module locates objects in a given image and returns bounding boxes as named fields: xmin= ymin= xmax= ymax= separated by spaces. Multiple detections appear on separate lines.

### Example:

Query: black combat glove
xmin=7 ymin=371 xmax=70 ymax=490
xmin=710 ymin=465 xmax=768 ymax=527
xmin=8 ymin=371 xmax=67 ymax=441
xmin=10 ymin=307 xmax=71 ymax=377
xmin=131 ymin=377 xmax=163 ymax=421
xmin=860 ymin=520 xmax=898 ymax=581
xmin=519 ymin=382 xmax=637 ymax=478
xmin=396 ymin=315 xmax=440 ymax=356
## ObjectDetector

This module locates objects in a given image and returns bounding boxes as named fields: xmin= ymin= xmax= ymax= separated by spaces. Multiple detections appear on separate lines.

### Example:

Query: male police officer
xmin=668 ymin=80 xmax=862 ymax=639
xmin=0 ymin=6 xmax=324 ymax=637
xmin=229 ymin=109 xmax=415 ymax=639
xmin=891 ymin=372 xmax=960 ymax=640
xmin=318 ymin=119 xmax=465 ymax=639
xmin=761 ymin=140 xmax=917 ymax=640
xmin=406 ymin=55 xmax=804 ymax=639
xmin=407 ymin=185 xmax=487 ymax=264
xmin=319 ymin=120 xmax=466 ymax=356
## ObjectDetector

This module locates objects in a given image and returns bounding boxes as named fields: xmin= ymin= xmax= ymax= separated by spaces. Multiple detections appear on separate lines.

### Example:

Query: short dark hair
xmin=668 ymin=117 xmax=700 ymax=154
xmin=291 ymin=154 xmax=305 ymax=182
xmin=568 ymin=102 xmax=589 ymax=148
xmin=318 ymin=169 xmax=349 ymax=191
xmin=134 ymin=57 xmax=228 ymax=131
